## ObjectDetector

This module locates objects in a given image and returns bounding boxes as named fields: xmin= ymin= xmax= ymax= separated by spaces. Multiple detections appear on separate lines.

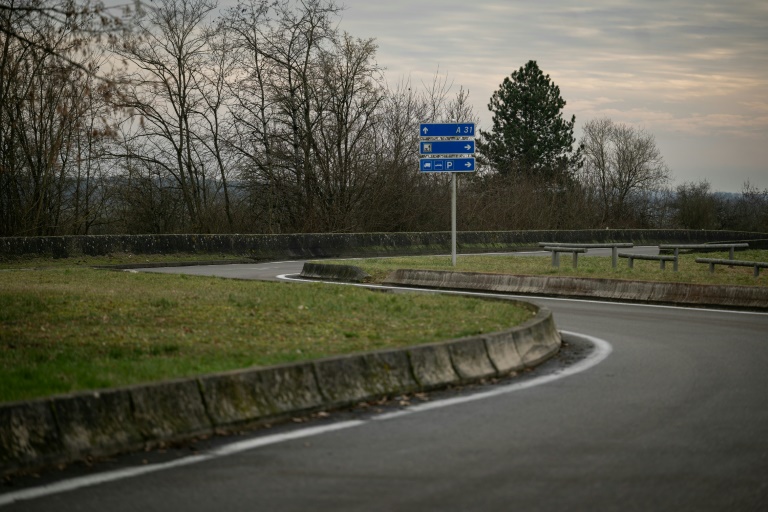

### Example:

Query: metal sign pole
xmin=451 ymin=172 xmax=457 ymax=266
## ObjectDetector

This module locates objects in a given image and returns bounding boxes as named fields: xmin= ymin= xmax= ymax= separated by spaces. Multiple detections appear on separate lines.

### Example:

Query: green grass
xmin=0 ymin=265 xmax=533 ymax=403
xmin=339 ymin=250 xmax=768 ymax=287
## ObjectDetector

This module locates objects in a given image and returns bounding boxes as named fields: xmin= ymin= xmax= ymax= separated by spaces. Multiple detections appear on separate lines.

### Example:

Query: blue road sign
xmin=420 ymin=158 xmax=475 ymax=172
xmin=420 ymin=140 xmax=475 ymax=155
xmin=419 ymin=123 xmax=475 ymax=138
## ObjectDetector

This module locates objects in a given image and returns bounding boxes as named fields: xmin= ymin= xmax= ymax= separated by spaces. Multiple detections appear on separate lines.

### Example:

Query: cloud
xmin=230 ymin=0 xmax=768 ymax=191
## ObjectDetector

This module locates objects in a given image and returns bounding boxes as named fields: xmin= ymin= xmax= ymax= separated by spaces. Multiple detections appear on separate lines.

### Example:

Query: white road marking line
xmin=373 ymin=331 xmax=612 ymax=419
xmin=0 ymin=455 xmax=213 ymax=507
xmin=207 ymin=420 xmax=366 ymax=457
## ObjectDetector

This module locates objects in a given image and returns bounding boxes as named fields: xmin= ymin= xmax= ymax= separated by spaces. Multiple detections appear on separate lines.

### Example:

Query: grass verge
xmin=0 ymin=264 xmax=533 ymax=404
xmin=340 ymin=250 xmax=768 ymax=287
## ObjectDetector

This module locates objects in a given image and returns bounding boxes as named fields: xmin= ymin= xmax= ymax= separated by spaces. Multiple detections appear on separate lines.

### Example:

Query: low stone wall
xmin=1 ymin=230 xmax=766 ymax=260
xmin=0 ymin=303 xmax=560 ymax=476
xmin=383 ymin=269 xmax=768 ymax=311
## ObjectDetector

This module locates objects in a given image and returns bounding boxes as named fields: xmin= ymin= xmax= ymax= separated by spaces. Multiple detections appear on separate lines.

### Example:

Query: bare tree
xmin=195 ymin=24 xmax=239 ymax=231
xmin=674 ymin=180 xmax=720 ymax=229
xmin=111 ymin=0 xmax=222 ymax=232
xmin=110 ymin=129 xmax=187 ymax=234
xmin=357 ymin=78 xmax=427 ymax=231
xmin=222 ymin=0 xmax=283 ymax=232
xmin=309 ymin=32 xmax=384 ymax=231
xmin=59 ymin=57 xmax=120 ymax=234
xmin=224 ymin=0 xmax=346 ymax=232
xmin=0 ymin=2 xmax=114 ymax=235
xmin=579 ymin=117 xmax=672 ymax=225
xmin=0 ymin=0 xmax=138 ymax=78
xmin=729 ymin=181 xmax=768 ymax=232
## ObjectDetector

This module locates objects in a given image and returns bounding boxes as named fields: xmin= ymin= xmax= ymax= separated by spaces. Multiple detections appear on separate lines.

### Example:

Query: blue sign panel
xmin=420 ymin=158 xmax=475 ymax=172
xmin=420 ymin=140 xmax=475 ymax=155
xmin=419 ymin=123 xmax=475 ymax=138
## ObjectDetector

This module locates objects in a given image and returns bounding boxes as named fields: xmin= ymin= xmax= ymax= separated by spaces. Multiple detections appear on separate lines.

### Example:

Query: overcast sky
xmin=334 ymin=0 xmax=768 ymax=193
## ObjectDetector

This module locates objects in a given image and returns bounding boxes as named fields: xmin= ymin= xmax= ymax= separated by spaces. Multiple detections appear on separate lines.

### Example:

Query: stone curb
xmin=382 ymin=269 xmax=768 ymax=311
xmin=299 ymin=262 xmax=371 ymax=283
xmin=0 ymin=303 xmax=559 ymax=476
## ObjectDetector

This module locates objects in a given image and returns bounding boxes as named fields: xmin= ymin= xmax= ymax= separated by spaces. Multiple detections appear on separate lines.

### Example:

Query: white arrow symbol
xmin=465 ymin=162 xmax=472 ymax=168
xmin=422 ymin=127 xmax=429 ymax=135
xmin=464 ymin=144 xmax=472 ymax=151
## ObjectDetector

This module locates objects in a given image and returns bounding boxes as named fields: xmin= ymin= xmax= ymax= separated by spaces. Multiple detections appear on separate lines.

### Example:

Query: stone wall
xmin=1 ymin=230 xmax=766 ymax=260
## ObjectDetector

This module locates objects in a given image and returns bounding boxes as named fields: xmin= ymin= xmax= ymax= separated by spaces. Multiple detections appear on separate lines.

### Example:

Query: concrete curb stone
xmin=514 ymin=310 xmax=564 ymax=367
xmin=406 ymin=344 xmax=459 ymax=389
xmin=313 ymin=351 xmax=419 ymax=407
xmin=131 ymin=380 xmax=212 ymax=441
xmin=200 ymin=363 xmax=324 ymax=427
xmin=200 ymin=371 xmax=273 ymax=426
xmin=52 ymin=389 xmax=143 ymax=460
xmin=484 ymin=329 xmax=526 ymax=374
xmin=446 ymin=337 xmax=498 ymax=381
xmin=0 ymin=401 xmax=62 ymax=470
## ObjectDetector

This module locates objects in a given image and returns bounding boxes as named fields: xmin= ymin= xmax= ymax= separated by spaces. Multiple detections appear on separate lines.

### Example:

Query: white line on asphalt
xmin=0 ymin=421 xmax=366 ymax=508
xmin=207 ymin=420 xmax=366 ymax=457
xmin=0 ymin=334 xmax=611 ymax=508
xmin=0 ymin=455 xmax=213 ymax=507
xmin=373 ymin=331 xmax=612 ymax=420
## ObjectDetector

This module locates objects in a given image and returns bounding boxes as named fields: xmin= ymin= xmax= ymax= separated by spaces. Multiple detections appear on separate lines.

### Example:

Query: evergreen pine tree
xmin=478 ymin=60 xmax=581 ymax=180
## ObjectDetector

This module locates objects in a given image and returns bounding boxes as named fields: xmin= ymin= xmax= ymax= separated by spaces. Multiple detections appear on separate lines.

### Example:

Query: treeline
xmin=1 ymin=0 xmax=766 ymax=237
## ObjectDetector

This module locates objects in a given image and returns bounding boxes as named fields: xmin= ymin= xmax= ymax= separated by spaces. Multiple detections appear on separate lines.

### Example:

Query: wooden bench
xmin=618 ymin=252 xmax=676 ymax=270
xmin=541 ymin=246 xmax=587 ymax=269
xmin=696 ymin=258 xmax=768 ymax=277
xmin=538 ymin=242 xmax=634 ymax=268
xmin=659 ymin=243 xmax=750 ymax=271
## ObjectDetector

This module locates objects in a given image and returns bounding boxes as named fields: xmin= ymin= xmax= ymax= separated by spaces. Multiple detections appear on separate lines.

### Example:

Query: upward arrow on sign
xmin=419 ymin=123 xmax=475 ymax=137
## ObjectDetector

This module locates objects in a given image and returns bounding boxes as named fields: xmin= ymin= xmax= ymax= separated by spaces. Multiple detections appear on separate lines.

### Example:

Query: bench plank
xmin=695 ymin=258 xmax=768 ymax=277
xmin=538 ymin=243 xmax=634 ymax=248
xmin=618 ymin=252 xmax=676 ymax=271
xmin=660 ymin=243 xmax=749 ymax=261
xmin=539 ymin=242 xmax=633 ymax=268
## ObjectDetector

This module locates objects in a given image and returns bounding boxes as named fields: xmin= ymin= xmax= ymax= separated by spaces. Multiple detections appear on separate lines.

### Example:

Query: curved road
xmin=3 ymin=255 xmax=768 ymax=511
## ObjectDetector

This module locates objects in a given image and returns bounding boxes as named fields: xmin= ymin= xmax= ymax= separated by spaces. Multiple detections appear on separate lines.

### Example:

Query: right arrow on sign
xmin=419 ymin=140 xmax=475 ymax=155
xmin=420 ymin=158 xmax=475 ymax=172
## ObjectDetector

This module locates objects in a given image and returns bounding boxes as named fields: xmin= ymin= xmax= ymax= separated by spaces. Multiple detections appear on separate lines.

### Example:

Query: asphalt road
xmin=3 ymin=252 xmax=768 ymax=511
